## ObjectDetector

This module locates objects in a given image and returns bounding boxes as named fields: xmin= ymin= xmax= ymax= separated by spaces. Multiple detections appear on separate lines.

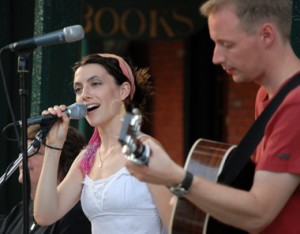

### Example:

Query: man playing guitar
xmin=125 ymin=0 xmax=300 ymax=233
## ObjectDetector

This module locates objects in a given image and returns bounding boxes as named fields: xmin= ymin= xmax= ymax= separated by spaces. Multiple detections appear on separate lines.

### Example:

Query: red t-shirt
xmin=253 ymin=78 xmax=300 ymax=233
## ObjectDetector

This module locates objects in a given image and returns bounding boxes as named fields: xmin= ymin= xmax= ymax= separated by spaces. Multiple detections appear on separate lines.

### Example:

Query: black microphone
xmin=2 ymin=25 xmax=84 ymax=52
xmin=15 ymin=103 xmax=87 ymax=127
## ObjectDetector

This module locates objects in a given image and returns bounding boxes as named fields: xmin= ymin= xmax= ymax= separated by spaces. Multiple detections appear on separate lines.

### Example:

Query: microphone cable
xmin=0 ymin=48 xmax=23 ymax=152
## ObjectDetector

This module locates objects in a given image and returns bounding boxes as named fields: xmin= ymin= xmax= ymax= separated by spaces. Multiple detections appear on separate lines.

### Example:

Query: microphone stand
xmin=16 ymin=50 xmax=34 ymax=234
xmin=0 ymin=124 xmax=52 ymax=234
xmin=0 ymin=125 xmax=52 ymax=186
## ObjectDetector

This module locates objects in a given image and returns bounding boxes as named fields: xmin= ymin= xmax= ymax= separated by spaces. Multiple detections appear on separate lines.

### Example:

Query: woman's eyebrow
xmin=73 ymin=75 xmax=100 ymax=86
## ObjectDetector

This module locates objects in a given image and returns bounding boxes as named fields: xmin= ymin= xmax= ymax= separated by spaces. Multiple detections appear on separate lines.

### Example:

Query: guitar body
xmin=170 ymin=139 xmax=255 ymax=234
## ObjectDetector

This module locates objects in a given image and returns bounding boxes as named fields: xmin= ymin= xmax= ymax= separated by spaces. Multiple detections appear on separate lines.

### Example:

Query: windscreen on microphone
xmin=64 ymin=103 xmax=87 ymax=119
xmin=62 ymin=25 xmax=85 ymax=42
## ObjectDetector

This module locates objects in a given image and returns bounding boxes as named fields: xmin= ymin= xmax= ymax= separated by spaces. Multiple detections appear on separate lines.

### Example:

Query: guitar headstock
xmin=118 ymin=108 xmax=150 ymax=165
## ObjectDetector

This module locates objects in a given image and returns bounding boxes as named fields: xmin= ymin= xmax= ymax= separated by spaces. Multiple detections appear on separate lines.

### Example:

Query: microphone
xmin=2 ymin=25 xmax=84 ymax=52
xmin=15 ymin=103 xmax=87 ymax=127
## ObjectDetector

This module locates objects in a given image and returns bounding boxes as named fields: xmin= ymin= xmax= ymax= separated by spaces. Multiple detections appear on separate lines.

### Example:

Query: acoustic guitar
xmin=119 ymin=110 xmax=255 ymax=234
xmin=170 ymin=138 xmax=255 ymax=233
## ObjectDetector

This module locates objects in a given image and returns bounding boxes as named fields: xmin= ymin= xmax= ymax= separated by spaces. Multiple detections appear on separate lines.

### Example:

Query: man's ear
xmin=120 ymin=82 xmax=131 ymax=100
xmin=260 ymin=23 xmax=275 ymax=46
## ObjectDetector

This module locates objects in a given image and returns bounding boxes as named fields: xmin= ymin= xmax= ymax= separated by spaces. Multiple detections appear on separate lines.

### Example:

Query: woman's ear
xmin=120 ymin=82 xmax=131 ymax=100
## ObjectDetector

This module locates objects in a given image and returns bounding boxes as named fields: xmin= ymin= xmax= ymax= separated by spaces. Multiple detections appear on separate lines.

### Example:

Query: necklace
xmin=98 ymin=144 xmax=119 ymax=168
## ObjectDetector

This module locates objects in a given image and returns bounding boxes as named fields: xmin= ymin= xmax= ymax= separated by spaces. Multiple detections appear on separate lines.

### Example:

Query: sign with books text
xmin=83 ymin=0 xmax=206 ymax=40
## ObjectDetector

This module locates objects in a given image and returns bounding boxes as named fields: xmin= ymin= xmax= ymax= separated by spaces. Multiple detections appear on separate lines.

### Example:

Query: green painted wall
xmin=31 ymin=0 xmax=82 ymax=115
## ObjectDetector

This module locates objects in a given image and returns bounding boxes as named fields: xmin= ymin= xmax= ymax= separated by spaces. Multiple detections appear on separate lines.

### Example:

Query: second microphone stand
xmin=17 ymin=50 xmax=34 ymax=234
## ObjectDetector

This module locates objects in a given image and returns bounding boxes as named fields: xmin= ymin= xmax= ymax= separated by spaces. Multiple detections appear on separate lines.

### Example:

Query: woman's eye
xmin=91 ymin=82 xmax=101 ymax=87
xmin=73 ymin=87 xmax=82 ymax=94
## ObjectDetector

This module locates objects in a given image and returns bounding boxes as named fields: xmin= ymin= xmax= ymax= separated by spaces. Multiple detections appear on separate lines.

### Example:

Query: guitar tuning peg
xmin=126 ymin=143 xmax=150 ymax=166
xmin=132 ymin=108 xmax=141 ymax=115
xmin=130 ymin=112 xmax=142 ymax=133
xmin=122 ymin=145 xmax=131 ymax=155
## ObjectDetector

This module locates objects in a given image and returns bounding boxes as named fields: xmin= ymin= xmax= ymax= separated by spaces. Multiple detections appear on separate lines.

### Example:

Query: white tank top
xmin=81 ymin=167 xmax=166 ymax=234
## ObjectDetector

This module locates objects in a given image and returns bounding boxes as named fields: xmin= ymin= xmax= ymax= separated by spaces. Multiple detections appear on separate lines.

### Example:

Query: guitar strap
xmin=218 ymin=73 xmax=300 ymax=185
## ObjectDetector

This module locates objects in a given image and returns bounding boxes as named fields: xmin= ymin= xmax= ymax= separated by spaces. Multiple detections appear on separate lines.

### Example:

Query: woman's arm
xmin=147 ymin=184 xmax=173 ymax=230
xmin=34 ymin=105 xmax=84 ymax=225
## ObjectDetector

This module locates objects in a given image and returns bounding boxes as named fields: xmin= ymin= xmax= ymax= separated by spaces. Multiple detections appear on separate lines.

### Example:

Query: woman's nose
xmin=79 ymin=86 xmax=92 ymax=101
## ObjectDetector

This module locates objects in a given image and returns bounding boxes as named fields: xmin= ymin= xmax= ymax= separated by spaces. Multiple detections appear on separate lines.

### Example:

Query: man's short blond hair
xmin=200 ymin=0 xmax=292 ymax=40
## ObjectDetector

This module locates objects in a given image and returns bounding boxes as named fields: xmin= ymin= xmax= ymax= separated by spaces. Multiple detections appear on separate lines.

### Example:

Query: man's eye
xmin=222 ymin=42 xmax=233 ymax=48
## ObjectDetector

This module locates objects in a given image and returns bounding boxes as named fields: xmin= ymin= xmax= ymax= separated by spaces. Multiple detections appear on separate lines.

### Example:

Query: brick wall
xmin=148 ymin=39 xmax=185 ymax=165
xmin=224 ymin=78 xmax=258 ymax=145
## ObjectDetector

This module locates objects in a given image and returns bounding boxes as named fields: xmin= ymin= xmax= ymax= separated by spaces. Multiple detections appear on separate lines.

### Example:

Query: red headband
xmin=99 ymin=53 xmax=135 ymax=99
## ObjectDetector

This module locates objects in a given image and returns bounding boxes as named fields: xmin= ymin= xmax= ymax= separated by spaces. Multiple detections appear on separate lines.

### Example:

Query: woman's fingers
xmin=42 ymin=104 xmax=67 ymax=116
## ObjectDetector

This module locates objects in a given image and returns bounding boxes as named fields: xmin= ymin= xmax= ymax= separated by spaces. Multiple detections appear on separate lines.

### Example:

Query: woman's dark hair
xmin=27 ymin=125 xmax=86 ymax=181
xmin=72 ymin=54 xmax=153 ymax=114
